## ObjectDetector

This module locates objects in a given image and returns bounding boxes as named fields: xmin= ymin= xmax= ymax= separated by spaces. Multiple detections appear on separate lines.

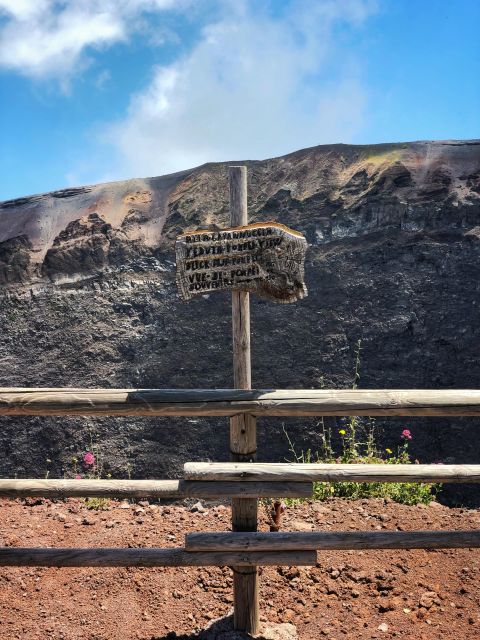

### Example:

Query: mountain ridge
xmin=1 ymin=138 xmax=479 ymax=287
xmin=2 ymin=138 xmax=479 ymax=206
xmin=1 ymin=138 xmax=480 ymax=505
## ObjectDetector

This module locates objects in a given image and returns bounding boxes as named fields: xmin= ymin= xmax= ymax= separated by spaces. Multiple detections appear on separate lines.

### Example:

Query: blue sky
xmin=0 ymin=0 xmax=479 ymax=201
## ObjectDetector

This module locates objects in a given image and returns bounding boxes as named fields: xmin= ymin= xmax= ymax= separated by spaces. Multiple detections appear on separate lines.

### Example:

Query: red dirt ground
xmin=0 ymin=496 xmax=479 ymax=640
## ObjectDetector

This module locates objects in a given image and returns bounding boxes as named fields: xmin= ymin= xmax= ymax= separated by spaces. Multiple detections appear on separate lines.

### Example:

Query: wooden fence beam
xmin=0 ymin=479 xmax=312 ymax=499
xmin=184 ymin=462 xmax=480 ymax=483
xmin=3 ymin=388 xmax=480 ymax=416
xmin=0 ymin=547 xmax=317 ymax=567
xmin=185 ymin=530 xmax=480 ymax=551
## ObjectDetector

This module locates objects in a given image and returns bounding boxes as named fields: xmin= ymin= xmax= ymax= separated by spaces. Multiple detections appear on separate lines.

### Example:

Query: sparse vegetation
xmin=66 ymin=431 xmax=111 ymax=510
xmin=46 ymin=423 xmax=134 ymax=510
xmin=283 ymin=340 xmax=441 ymax=506
xmin=84 ymin=496 xmax=110 ymax=511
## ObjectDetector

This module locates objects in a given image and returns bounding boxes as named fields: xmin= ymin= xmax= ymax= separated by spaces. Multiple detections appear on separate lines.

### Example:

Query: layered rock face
xmin=1 ymin=140 xmax=480 ymax=503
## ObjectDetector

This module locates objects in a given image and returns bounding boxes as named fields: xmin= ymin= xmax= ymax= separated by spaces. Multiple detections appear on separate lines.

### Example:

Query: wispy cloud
xmin=0 ymin=0 xmax=378 ymax=186
xmin=103 ymin=0 xmax=377 ymax=178
xmin=0 ymin=0 xmax=180 ymax=81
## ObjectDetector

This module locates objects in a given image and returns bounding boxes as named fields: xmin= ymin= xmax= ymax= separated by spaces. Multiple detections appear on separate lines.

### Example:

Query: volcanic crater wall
xmin=1 ymin=140 xmax=480 ymax=504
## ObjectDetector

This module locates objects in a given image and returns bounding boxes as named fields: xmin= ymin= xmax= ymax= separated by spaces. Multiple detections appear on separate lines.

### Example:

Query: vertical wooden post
xmin=229 ymin=165 xmax=259 ymax=634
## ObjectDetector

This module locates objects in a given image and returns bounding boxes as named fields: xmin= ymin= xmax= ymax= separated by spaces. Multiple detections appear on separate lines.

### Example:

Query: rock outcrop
xmin=1 ymin=140 xmax=479 ymax=503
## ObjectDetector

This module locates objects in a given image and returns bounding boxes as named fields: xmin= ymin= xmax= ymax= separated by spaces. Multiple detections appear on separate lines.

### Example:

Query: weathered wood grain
xmin=185 ymin=530 xmax=480 ymax=551
xmin=175 ymin=222 xmax=308 ymax=303
xmin=0 ymin=479 xmax=312 ymax=499
xmin=0 ymin=547 xmax=317 ymax=567
xmin=3 ymin=388 xmax=480 ymax=416
xmin=229 ymin=165 xmax=259 ymax=635
xmin=184 ymin=462 xmax=480 ymax=483
xmin=0 ymin=479 xmax=181 ymax=498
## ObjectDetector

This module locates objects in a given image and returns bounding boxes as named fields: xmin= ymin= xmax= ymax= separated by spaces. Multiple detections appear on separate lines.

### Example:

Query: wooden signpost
xmin=176 ymin=165 xmax=307 ymax=634
xmin=175 ymin=223 xmax=307 ymax=302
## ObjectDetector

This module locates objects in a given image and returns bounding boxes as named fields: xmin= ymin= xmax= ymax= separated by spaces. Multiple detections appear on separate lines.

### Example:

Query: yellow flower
xmin=329 ymin=486 xmax=335 ymax=493
xmin=385 ymin=448 xmax=392 ymax=454
xmin=339 ymin=429 xmax=346 ymax=435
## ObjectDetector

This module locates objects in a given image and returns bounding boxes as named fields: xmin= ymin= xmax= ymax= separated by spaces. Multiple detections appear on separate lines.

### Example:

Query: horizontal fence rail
xmin=0 ymin=548 xmax=316 ymax=567
xmin=184 ymin=462 xmax=480 ymax=483
xmin=185 ymin=530 xmax=480 ymax=551
xmin=0 ymin=479 xmax=312 ymax=499
xmin=3 ymin=388 xmax=480 ymax=416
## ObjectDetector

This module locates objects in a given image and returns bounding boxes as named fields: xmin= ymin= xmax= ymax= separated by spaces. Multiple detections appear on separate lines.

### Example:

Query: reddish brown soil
xmin=0 ymin=497 xmax=479 ymax=640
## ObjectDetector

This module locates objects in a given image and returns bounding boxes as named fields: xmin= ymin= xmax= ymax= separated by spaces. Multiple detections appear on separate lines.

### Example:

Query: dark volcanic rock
xmin=0 ymin=235 xmax=32 ymax=284
xmin=42 ymin=213 xmax=114 ymax=278
xmin=1 ymin=140 xmax=480 ymax=504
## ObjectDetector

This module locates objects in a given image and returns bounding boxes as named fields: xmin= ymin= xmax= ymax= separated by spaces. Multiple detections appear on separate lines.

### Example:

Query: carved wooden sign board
xmin=175 ymin=222 xmax=307 ymax=303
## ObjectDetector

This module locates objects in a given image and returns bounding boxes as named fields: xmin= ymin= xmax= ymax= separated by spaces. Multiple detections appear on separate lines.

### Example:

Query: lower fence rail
xmin=1 ymin=462 xmax=479 ymax=605
xmin=2 ymin=529 xmax=479 ymax=569
xmin=184 ymin=462 xmax=480 ymax=483
xmin=185 ymin=530 xmax=480 ymax=551
xmin=0 ymin=548 xmax=316 ymax=567
xmin=0 ymin=479 xmax=312 ymax=499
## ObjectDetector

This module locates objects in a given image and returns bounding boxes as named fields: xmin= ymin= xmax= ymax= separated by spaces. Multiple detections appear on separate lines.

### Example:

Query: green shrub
xmin=284 ymin=340 xmax=441 ymax=506
xmin=84 ymin=497 xmax=110 ymax=511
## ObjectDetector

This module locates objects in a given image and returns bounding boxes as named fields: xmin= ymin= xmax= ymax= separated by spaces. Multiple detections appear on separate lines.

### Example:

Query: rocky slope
xmin=1 ymin=140 xmax=480 ymax=503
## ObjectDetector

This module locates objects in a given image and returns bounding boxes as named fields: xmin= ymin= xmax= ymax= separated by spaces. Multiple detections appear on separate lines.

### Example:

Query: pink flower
xmin=75 ymin=474 xmax=82 ymax=480
xmin=401 ymin=429 xmax=412 ymax=440
xmin=83 ymin=452 xmax=95 ymax=466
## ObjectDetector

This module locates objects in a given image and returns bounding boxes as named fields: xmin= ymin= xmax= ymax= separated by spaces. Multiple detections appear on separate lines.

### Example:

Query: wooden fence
xmin=1 ymin=388 xmax=480 ymax=634
xmin=3 ymin=387 xmax=480 ymax=415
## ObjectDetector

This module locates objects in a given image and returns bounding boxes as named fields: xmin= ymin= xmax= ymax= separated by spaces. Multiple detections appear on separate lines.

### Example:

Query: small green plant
xmin=82 ymin=451 xmax=110 ymax=510
xmin=70 ymin=448 xmax=110 ymax=511
xmin=51 ymin=426 xmax=134 ymax=509
xmin=284 ymin=340 xmax=441 ymax=506
xmin=84 ymin=496 xmax=110 ymax=510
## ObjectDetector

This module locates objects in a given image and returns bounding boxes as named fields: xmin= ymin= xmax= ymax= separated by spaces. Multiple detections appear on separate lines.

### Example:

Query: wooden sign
xmin=175 ymin=222 xmax=307 ymax=303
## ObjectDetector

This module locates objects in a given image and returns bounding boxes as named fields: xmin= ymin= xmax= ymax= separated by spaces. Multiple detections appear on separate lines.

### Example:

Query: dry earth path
xmin=0 ymin=497 xmax=479 ymax=639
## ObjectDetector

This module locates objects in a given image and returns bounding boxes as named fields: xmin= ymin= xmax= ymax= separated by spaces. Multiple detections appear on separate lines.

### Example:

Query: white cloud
xmin=0 ymin=0 xmax=378 ymax=185
xmin=0 ymin=0 xmax=180 ymax=79
xmin=104 ymin=0 xmax=376 ymax=178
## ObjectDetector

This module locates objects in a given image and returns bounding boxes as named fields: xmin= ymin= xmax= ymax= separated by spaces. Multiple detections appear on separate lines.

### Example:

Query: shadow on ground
xmin=151 ymin=634 xmax=200 ymax=640
xmin=150 ymin=615 xmax=296 ymax=640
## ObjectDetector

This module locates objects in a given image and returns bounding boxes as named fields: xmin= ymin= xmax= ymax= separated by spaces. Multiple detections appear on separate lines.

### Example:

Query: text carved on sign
xmin=175 ymin=222 xmax=307 ymax=303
